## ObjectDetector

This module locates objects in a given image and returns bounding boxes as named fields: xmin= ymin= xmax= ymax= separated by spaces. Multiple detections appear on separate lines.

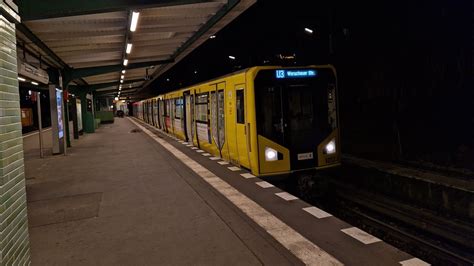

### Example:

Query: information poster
xmin=76 ymin=99 xmax=83 ymax=131
xmin=56 ymin=89 xmax=64 ymax=139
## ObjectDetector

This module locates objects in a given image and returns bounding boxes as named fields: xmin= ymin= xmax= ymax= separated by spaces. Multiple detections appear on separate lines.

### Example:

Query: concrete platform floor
xmin=24 ymin=118 xmax=301 ymax=265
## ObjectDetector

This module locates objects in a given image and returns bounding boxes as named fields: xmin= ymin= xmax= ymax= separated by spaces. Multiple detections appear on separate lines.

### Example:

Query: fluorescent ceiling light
xmin=18 ymin=77 xmax=26 ymax=82
xmin=304 ymin=27 xmax=313 ymax=34
xmin=31 ymin=81 xmax=39 ymax=86
xmin=209 ymin=35 xmax=216 ymax=39
xmin=130 ymin=11 xmax=140 ymax=32
xmin=115 ymin=97 xmax=119 ymax=101
xmin=122 ymin=70 xmax=126 ymax=74
xmin=228 ymin=56 xmax=236 ymax=60
xmin=121 ymin=75 xmax=124 ymax=79
xmin=120 ymin=80 xmax=123 ymax=83
xmin=126 ymin=43 xmax=133 ymax=54
xmin=123 ymin=59 xmax=128 ymax=66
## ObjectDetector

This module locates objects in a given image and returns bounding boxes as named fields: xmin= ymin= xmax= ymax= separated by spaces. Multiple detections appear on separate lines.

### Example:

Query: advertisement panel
xmin=56 ymin=89 xmax=64 ymax=139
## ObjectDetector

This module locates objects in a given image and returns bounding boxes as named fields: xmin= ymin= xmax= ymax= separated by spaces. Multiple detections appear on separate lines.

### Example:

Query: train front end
xmin=253 ymin=66 xmax=340 ymax=176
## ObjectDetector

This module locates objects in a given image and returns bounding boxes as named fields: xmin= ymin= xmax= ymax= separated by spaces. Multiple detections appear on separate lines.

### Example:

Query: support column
xmin=0 ymin=5 xmax=30 ymax=265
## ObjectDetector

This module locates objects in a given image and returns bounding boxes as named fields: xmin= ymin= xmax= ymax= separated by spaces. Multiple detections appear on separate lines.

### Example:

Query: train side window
xmin=175 ymin=97 xmax=183 ymax=119
xmin=195 ymin=93 xmax=209 ymax=123
xmin=236 ymin=89 xmax=244 ymax=124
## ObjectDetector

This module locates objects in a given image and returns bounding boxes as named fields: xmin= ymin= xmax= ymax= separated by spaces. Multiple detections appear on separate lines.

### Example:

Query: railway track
xmin=271 ymin=171 xmax=474 ymax=265
xmin=330 ymin=180 xmax=473 ymax=265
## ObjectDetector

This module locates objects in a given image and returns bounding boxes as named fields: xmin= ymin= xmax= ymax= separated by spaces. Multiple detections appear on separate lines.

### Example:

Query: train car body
xmin=133 ymin=65 xmax=340 ymax=177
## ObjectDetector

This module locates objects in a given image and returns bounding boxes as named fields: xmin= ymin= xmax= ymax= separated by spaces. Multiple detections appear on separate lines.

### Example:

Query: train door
xmin=159 ymin=99 xmax=167 ymax=132
xmin=155 ymin=99 xmax=161 ymax=129
xmin=209 ymin=83 xmax=226 ymax=158
xmin=235 ymin=85 xmax=250 ymax=168
xmin=183 ymin=91 xmax=193 ymax=142
xmin=144 ymin=101 xmax=148 ymax=123
xmin=151 ymin=99 xmax=155 ymax=127
xmin=153 ymin=99 xmax=159 ymax=127
xmin=210 ymin=85 xmax=217 ymax=149
xmin=170 ymin=98 xmax=175 ymax=135
xmin=216 ymin=83 xmax=226 ymax=158
xmin=226 ymin=86 xmax=237 ymax=163
xmin=150 ymin=100 xmax=154 ymax=125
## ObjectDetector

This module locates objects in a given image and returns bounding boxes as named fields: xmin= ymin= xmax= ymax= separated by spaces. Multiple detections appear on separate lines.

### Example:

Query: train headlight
xmin=324 ymin=139 xmax=336 ymax=154
xmin=265 ymin=147 xmax=278 ymax=161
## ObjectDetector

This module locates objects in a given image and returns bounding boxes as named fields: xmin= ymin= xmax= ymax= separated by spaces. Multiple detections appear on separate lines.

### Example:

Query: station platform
xmin=24 ymin=118 xmax=427 ymax=265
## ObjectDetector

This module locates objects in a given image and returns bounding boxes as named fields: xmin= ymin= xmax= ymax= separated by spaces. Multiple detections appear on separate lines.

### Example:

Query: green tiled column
xmin=0 ymin=11 xmax=30 ymax=266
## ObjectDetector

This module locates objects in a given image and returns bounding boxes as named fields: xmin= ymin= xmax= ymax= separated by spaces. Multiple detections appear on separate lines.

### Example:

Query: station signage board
xmin=275 ymin=69 xmax=317 ymax=79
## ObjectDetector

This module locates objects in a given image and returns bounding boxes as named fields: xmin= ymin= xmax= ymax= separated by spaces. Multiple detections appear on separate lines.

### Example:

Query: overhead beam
xmin=16 ymin=24 xmax=91 ymax=86
xmin=16 ymin=23 xmax=68 ymax=68
xmin=95 ymin=88 xmax=139 ymax=96
xmin=19 ymin=0 xmax=213 ymax=21
xmin=81 ymin=78 xmax=145 ymax=91
xmin=70 ymin=58 xmax=174 ymax=80
xmin=68 ymin=59 xmax=174 ymax=80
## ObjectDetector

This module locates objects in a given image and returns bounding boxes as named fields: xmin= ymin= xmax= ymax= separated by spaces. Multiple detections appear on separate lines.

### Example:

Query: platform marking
xmin=217 ymin=161 xmax=229 ymax=165
xmin=202 ymin=153 xmax=211 ymax=156
xmin=341 ymin=227 xmax=382 ymax=245
xmin=186 ymin=144 xmax=193 ymax=147
xmin=182 ymin=142 xmax=188 ymax=145
xmin=256 ymin=181 xmax=274 ymax=188
xmin=128 ymin=117 xmax=342 ymax=266
xmin=196 ymin=150 xmax=204 ymax=153
xmin=241 ymin=173 xmax=256 ymax=179
xmin=275 ymin=192 xmax=298 ymax=201
xmin=191 ymin=147 xmax=198 ymax=150
xmin=228 ymin=166 xmax=241 ymax=171
xmin=303 ymin=206 xmax=332 ymax=219
xmin=209 ymin=157 xmax=221 ymax=161
xmin=178 ymin=140 xmax=184 ymax=143
xmin=399 ymin=258 xmax=430 ymax=266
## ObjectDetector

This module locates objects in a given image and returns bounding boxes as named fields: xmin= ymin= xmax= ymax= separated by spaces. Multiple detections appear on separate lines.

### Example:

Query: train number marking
xmin=297 ymin=152 xmax=314 ymax=161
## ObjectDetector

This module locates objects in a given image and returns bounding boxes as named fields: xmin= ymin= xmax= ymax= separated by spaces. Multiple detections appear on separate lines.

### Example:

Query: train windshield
xmin=254 ymin=68 xmax=337 ymax=168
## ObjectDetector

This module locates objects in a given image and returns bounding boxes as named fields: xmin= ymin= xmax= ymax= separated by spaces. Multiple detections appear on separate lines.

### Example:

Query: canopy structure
xmin=16 ymin=0 xmax=256 ymax=97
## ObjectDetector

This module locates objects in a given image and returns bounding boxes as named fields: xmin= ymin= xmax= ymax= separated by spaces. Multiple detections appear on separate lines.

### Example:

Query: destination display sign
xmin=275 ymin=69 xmax=317 ymax=79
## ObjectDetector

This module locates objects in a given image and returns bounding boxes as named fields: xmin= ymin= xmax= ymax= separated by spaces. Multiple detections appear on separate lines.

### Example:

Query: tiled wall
xmin=0 ymin=14 xmax=30 ymax=265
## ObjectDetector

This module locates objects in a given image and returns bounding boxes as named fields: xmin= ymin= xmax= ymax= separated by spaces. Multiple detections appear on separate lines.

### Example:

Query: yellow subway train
xmin=133 ymin=65 xmax=340 ymax=177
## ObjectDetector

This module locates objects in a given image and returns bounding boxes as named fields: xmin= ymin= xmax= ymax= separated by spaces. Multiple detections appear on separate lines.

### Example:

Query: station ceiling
xmin=16 ymin=0 xmax=256 ymax=97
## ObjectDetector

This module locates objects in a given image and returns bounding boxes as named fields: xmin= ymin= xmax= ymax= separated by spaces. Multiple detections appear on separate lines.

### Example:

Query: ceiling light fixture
xmin=209 ymin=35 xmax=216 ymax=39
xmin=123 ymin=59 xmax=128 ymax=66
xmin=228 ymin=56 xmax=236 ymax=60
xmin=18 ymin=77 xmax=26 ymax=82
xmin=31 ymin=81 xmax=39 ymax=86
xmin=122 ymin=70 xmax=126 ymax=74
xmin=130 ymin=11 xmax=140 ymax=32
xmin=126 ymin=43 xmax=133 ymax=54
xmin=304 ymin=27 xmax=313 ymax=34
xmin=121 ymin=75 xmax=125 ymax=79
